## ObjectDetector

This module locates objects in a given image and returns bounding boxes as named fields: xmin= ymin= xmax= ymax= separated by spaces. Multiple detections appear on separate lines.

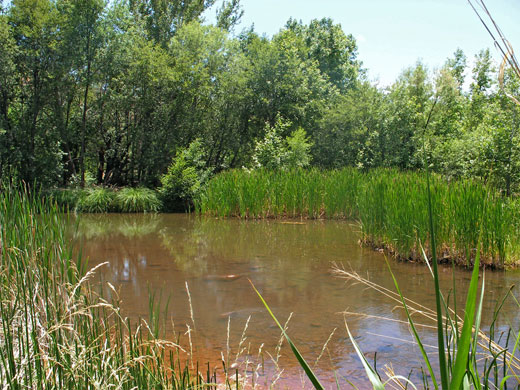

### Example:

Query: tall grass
xmin=199 ymin=168 xmax=520 ymax=267
xmin=115 ymin=187 xmax=161 ymax=213
xmin=249 ymin=166 xmax=520 ymax=389
xmin=198 ymin=168 xmax=360 ymax=219
xmin=0 ymin=185 xmax=215 ymax=388
xmin=47 ymin=187 xmax=161 ymax=213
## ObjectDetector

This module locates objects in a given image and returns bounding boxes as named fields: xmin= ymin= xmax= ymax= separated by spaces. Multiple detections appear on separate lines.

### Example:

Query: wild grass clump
xmin=75 ymin=187 xmax=115 ymax=212
xmin=0 ymin=185 xmax=215 ymax=388
xmin=46 ymin=187 xmax=161 ymax=213
xmin=46 ymin=188 xmax=87 ymax=211
xmin=115 ymin=187 xmax=161 ymax=212
xmin=200 ymin=168 xmax=520 ymax=267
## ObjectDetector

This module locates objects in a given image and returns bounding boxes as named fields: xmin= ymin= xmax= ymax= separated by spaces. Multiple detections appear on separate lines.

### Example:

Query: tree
xmin=384 ymin=61 xmax=433 ymax=169
xmin=59 ymin=0 xmax=105 ymax=187
xmin=313 ymin=82 xmax=385 ymax=168
xmin=445 ymin=48 xmax=467 ymax=90
xmin=129 ymin=0 xmax=215 ymax=46
xmin=0 ymin=12 xmax=18 ymax=181
xmin=286 ymin=17 xmax=360 ymax=92
xmin=8 ymin=0 xmax=64 ymax=185
xmin=216 ymin=0 xmax=243 ymax=32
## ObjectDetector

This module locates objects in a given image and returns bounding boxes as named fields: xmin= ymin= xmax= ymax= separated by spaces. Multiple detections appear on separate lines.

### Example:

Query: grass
xmin=199 ymin=168 xmax=520 ymax=267
xmin=76 ymin=187 xmax=116 ymax=212
xmin=0 ymin=184 xmax=217 ymax=388
xmin=197 ymin=168 xmax=360 ymax=219
xmin=47 ymin=187 xmax=161 ymax=213
xmin=115 ymin=187 xmax=161 ymax=213
xmin=249 ymin=165 xmax=520 ymax=389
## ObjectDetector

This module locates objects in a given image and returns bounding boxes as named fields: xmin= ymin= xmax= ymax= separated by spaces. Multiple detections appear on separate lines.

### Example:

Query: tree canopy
xmin=1 ymin=0 xmax=518 ymax=195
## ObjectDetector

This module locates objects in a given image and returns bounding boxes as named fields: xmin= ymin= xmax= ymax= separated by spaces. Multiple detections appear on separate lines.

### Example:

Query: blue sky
xmin=207 ymin=0 xmax=520 ymax=86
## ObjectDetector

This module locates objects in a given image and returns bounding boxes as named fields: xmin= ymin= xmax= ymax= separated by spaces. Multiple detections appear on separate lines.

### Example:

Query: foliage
xmin=253 ymin=116 xmax=313 ymax=170
xmin=159 ymin=139 xmax=213 ymax=211
xmin=76 ymin=187 xmax=115 ymax=213
xmin=47 ymin=188 xmax=87 ymax=211
xmin=1 ymin=0 xmax=519 ymax=196
xmin=253 ymin=117 xmax=291 ymax=170
xmin=286 ymin=127 xmax=314 ymax=168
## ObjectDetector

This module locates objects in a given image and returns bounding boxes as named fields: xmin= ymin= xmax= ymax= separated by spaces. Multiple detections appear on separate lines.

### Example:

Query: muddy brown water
xmin=72 ymin=213 xmax=520 ymax=389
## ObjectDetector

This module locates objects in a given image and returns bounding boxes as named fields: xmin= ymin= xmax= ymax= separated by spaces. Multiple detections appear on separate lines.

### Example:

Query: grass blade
xmin=249 ymin=279 xmax=325 ymax=390
xmin=385 ymin=259 xmax=439 ymax=390
xmin=344 ymin=319 xmax=385 ymax=390
xmin=449 ymin=234 xmax=482 ymax=390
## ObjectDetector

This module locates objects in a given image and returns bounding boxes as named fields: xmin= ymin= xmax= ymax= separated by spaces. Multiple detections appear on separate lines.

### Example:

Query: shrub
xmin=253 ymin=116 xmax=313 ymax=170
xmin=159 ymin=139 xmax=212 ymax=211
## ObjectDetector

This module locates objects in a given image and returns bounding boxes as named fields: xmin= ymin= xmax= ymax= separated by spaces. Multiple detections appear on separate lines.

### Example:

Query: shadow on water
xmin=71 ymin=213 xmax=520 ymax=389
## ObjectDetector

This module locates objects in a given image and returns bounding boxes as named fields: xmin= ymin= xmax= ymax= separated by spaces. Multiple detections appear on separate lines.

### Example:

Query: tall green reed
xmin=0 ymin=185 xmax=214 ymax=389
xmin=249 ymin=168 xmax=519 ymax=389
xmin=200 ymin=168 xmax=520 ymax=267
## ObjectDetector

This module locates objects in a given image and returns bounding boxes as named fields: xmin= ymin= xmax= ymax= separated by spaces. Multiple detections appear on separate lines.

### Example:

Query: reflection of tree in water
xmin=74 ymin=214 xmax=160 ymax=239
xmin=159 ymin=218 xmax=211 ymax=277
xmin=182 ymin=218 xmax=361 ymax=293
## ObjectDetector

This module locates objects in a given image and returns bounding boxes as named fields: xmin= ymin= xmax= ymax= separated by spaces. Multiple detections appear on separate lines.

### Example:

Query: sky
xmin=207 ymin=0 xmax=520 ymax=87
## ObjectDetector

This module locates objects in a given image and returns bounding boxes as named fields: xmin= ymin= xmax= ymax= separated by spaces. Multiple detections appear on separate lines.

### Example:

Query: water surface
xmin=73 ymin=214 xmax=520 ymax=389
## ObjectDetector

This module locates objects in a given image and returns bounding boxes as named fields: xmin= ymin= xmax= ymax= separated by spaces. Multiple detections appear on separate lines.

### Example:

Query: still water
xmin=73 ymin=214 xmax=520 ymax=389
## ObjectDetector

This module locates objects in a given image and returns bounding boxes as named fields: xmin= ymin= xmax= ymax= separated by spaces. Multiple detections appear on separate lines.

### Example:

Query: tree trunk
xmin=80 ymin=27 xmax=92 ymax=188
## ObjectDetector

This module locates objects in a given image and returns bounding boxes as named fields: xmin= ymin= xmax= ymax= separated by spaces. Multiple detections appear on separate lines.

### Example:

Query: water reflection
xmin=72 ymin=214 xmax=520 ymax=389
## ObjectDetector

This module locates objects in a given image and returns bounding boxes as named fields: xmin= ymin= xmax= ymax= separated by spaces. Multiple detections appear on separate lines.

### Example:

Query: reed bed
xmin=198 ymin=168 xmax=520 ymax=267
xmin=0 ymin=185 xmax=215 ymax=388
xmin=198 ymin=168 xmax=360 ymax=219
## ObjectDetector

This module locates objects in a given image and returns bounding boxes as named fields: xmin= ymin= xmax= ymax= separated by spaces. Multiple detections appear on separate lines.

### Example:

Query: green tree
xmin=0 ymin=13 xmax=18 ymax=181
xmin=286 ymin=17 xmax=360 ymax=92
xmin=215 ymin=0 xmax=243 ymax=31
xmin=384 ymin=61 xmax=433 ymax=168
xmin=446 ymin=48 xmax=467 ymax=90
xmin=313 ymin=82 xmax=385 ymax=168
xmin=8 ymin=0 xmax=64 ymax=185
xmin=159 ymin=139 xmax=212 ymax=211
xmin=253 ymin=116 xmax=313 ymax=170
xmin=129 ymin=0 xmax=215 ymax=46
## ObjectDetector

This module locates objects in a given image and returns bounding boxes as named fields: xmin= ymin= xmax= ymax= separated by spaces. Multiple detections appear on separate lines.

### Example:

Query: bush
xmin=159 ymin=139 xmax=212 ymax=211
xmin=115 ymin=187 xmax=160 ymax=213
xmin=253 ymin=116 xmax=313 ymax=170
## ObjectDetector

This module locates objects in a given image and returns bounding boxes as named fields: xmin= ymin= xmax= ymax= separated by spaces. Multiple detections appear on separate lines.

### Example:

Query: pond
xmin=73 ymin=214 xmax=520 ymax=389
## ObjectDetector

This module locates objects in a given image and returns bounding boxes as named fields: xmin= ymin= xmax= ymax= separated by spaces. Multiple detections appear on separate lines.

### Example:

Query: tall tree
xmin=215 ymin=0 xmax=243 ymax=32
xmin=59 ymin=0 xmax=105 ymax=186
xmin=8 ymin=0 xmax=63 ymax=185
xmin=129 ymin=0 xmax=215 ymax=46
xmin=286 ymin=17 xmax=360 ymax=92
